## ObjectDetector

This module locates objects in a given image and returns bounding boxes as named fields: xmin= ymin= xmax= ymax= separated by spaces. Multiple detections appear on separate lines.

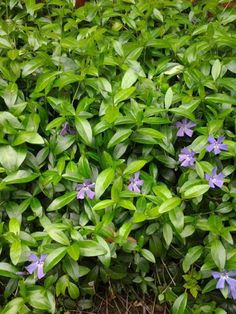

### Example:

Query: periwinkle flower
xmin=178 ymin=147 xmax=196 ymax=167
xmin=60 ymin=122 xmax=75 ymax=136
xmin=206 ymin=136 xmax=227 ymax=155
xmin=25 ymin=254 xmax=47 ymax=279
xmin=128 ymin=172 xmax=144 ymax=193
xmin=175 ymin=119 xmax=196 ymax=137
xmin=205 ymin=167 xmax=225 ymax=188
xmin=76 ymin=179 xmax=95 ymax=199
xmin=211 ymin=270 xmax=236 ymax=299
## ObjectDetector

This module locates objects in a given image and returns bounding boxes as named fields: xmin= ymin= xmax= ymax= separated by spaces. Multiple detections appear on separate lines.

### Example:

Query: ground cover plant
xmin=0 ymin=0 xmax=236 ymax=313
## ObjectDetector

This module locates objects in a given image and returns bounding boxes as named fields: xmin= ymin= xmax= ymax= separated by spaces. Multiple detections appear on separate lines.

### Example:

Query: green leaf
xmin=107 ymin=129 xmax=132 ymax=149
xmin=1 ymin=298 xmax=25 ymax=314
xmin=78 ymin=240 xmax=107 ymax=257
xmin=44 ymin=247 xmax=67 ymax=272
xmin=0 ymin=145 xmax=27 ymax=172
xmin=95 ymin=168 xmax=115 ymax=199
xmin=172 ymin=293 xmax=188 ymax=314
xmin=10 ymin=241 xmax=21 ymax=265
xmin=0 ymin=37 xmax=12 ymax=49
xmin=114 ymin=87 xmax=136 ymax=104
xmin=67 ymin=243 xmax=80 ymax=261
xmin=211 ymin=59 xmax=221 ymax=81
xmin=0 ymin=111 xmax=22 ymax=129
xmin=163 ymin=223 xmax=173 ymax=246
xmin=183 ymin=246 xmax=203 ymax=273
xmin=35 ymin=71 xmax=60 ymax=93
xmin=13 ymin=132 xmax=44 ymax=146
xmin=153 ymin=8 xmax=163 ymax=22
xmin=211 ymin=239 xmax=226 ymax=270
xmin=78 ymin=155 xmax=91 ymax=178
xmin=27 ymin=287 xmax=55 ymax=313
xmin=47 ymin=228 xmax=70 ymax=246
xmin=2 ymin=82 xmax=18 ymax=108
xmin=9 ymin=218 xmax=20 ymax=235
xmin=46 ymin=117 xmax=65 ymax=131
xmin=0 ymin=262 xmax=18 ymax=278
xmin=159 ymin=197 xmax=181 ymax=214
xmin=118 ymin=199 xmax=136 ymax=211
xmin=205 ymin=94 xmax=236 ymax=105
xmin=188 ymin=135 xmax=208 ymax=153
xmin=183 ymin=185 xmax=209 ymax=199
xmin=169 ymin=108 xmax=196 ymax=121
xmin=118 ymin=222 xmax=133 ymax=241
xmin=47 ymin=191 xmax=77 ymax=211
xmin=136 ymin=128 xmax=165 ymax=140
xmin=121 ymin=68 xmax=138 ymax=89
xmin=164 ymin=87 xmax=173 ymax=109
xmin=123 ymin=160 xmax=147 ymax=176
xmin=68 ymin=282 xmax=80 ymax=299
xmin=92 ymin=199 xmax=114 ymax=211
xmin=3 ymin=170 xmax=39 ymax=184
xmin=54 ymin=135 xmax=75 ymax=155
xmin=22 ymin=57 xmax=45 ymax=77
xmin=75 ymin=117 xmax=93 ymax=146
xmin=140 ymin=249 xmax=155 ymax=263
xmin=97 ymin=77 xmax=112 ymax=93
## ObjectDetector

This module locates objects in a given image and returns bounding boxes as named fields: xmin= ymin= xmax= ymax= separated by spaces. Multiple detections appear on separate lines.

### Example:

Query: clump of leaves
xmin=0 ymin=0 xmax=236 ymax=313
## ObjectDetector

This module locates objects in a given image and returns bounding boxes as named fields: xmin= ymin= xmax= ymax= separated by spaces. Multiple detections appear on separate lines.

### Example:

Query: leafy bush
xmin=0 ymin=0 xmax=236 ymax=313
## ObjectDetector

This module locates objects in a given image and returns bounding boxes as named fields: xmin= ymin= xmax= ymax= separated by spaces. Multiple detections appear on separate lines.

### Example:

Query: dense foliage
xmin=0 ymin=0 xmax=236 ymax=313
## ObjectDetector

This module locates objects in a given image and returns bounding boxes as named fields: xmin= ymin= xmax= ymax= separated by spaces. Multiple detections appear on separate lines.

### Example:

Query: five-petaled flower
xmin=211 ymin=270 xmax=236 ymax=299
xmin=175 ymin=119 xmax=196 ymax=137
xmin=206 ymin=136 xmax=227 ymax=155
xmin=205 ymin=167 xmax=225 ymax=188
xmin=76 ymin=179 xmax=95 ymax=199
xmin=25 ymin=254 xmax=47 ymax=279
xmin=128 ymin=172 xmax=144 ymax=193
xmin=178 ymin=147 xmax=196 ymax=167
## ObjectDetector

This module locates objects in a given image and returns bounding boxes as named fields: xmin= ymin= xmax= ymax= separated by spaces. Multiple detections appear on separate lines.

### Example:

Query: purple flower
xmin=206 ymin=136 xmax=227 ymax=155
xmin=205 ymin=167 xmax=225 ymax=188
xmin=175 ymin=119 xmax=196 ymax=137
xmin=76 ymin=179 xmax=95 ymax=199
xmin=128 ymin=172 xmax=144 ymax=193
xmin=178 ymin=147 xmax=196 ymax=167
xmin=60 ymin=122 xmax=75 ymax=136
xmin=25 ymin=254 xmax=47 ymax=279
xmin=211 ymin=270 xmax=236 ymax=299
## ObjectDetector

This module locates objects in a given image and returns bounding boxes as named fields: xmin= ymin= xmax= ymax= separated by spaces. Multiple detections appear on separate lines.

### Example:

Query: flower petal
xmin=184 ymin=128 xmax=193 ymax=137
xmin=216 ymin=277 xmax=225 ymax=289
xmin=219 ymin=144 xmax=227 ymax=151
xmin=230 ymin=285 xmax=236 ymax=300
xmin=86 ymin=189 xmax=95 ymax=199
xmin=26 ymin=262 xmax=38 ymax=274
xmin=226 ymin=277 xmax=236 ymax=287
xmin=211 ymin=271 xmax=221 ymax=279
xmin=77 ymin=189 xmax=85 ymax=199
xmin=208 ymin=136 xmax=215 ymax=144
xmin=214 ymin=180 xmax=224 ymax=188
xmin=133 ymin=184 xmax=141 ymax=193
xmin=40 ymin=254 xmax=48 ymax=262
xmin=128 ymin=183 xmax=133 ymax=191
xmin=28 ymin=254 xmax=39 ymax=262
xmin=227 ymin=271 xmax=236 ymax=277
xmin=177 ymin=129 xmax=185 ymax=137
xmin=217 ymin=136 xmax=225 ymax=143
xmin=206 ymin=144 xmax=214 ymax=152
xmin=37 ymin=263 xmax=45 ymax=279
xmin=134 ymin=172 xmax=140 ymax=180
